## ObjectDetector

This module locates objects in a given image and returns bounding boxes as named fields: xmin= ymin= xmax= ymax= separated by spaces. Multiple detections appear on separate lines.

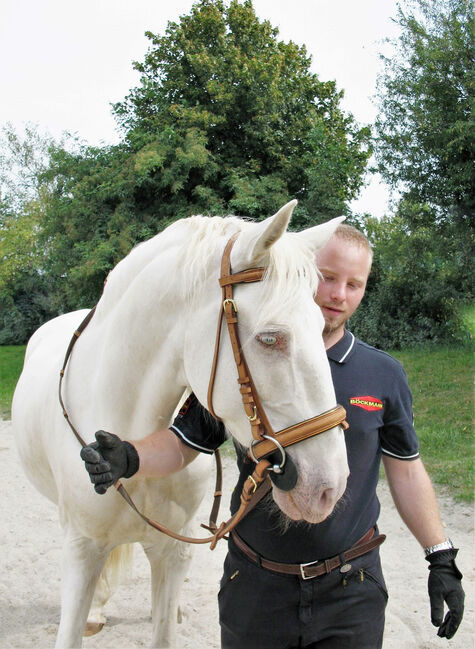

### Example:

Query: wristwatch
xmin=424 ymin=538 xmax=454 ymax=556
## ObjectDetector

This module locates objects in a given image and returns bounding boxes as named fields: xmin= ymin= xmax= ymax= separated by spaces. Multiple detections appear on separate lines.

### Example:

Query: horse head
xmin=183 ymin=201 xmax=349 ymax=524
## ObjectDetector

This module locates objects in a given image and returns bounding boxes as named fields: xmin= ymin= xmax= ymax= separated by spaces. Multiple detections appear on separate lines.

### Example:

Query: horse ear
xmin=296 ymin=215 xmax=345 ymax=250
xmin=232 ymin=200 xmax=297 ymax=268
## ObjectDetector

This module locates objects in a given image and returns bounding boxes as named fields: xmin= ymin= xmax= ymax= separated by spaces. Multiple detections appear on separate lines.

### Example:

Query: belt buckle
xmin=299 ymin=559 xmax=320 ymax=580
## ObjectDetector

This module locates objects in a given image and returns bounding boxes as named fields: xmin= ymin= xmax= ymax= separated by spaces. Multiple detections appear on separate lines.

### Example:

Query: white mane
xmin=97 ymin=214 xmax=321 ymax=329
xmin=179 ymin=215 xmax=321 ymax=332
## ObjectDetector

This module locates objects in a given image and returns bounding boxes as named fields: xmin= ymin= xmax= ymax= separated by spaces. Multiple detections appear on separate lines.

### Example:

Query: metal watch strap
xmin=424 ymin=538 xmax=454 ymax=556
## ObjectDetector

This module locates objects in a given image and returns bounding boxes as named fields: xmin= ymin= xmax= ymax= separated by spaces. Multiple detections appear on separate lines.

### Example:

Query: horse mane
xmin=97 ymin=214 xmax=321 ymax=330
xmin=179 ymin=215 xmax=321 ymax=333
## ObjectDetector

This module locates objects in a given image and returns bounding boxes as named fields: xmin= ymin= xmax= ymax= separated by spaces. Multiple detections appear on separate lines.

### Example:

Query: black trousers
xmin=219 ymin=537 xmax=388 ymax=649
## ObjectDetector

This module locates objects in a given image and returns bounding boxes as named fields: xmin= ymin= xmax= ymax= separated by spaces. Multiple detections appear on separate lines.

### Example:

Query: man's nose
xmin=330 ymin=283 xmax=346 ymax=302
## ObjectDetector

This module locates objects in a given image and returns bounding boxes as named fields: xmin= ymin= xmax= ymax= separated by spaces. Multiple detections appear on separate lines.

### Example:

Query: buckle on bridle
xmin=249 ymin=434 xmax=286 ymax=473
xmin=247 ymin=474 xmax=258 ymax=494
xmin=223 ymin=298 xmax=238 ymax=312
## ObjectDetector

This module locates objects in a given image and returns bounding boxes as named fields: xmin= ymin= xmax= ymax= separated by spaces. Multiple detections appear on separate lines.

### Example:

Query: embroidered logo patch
xmin=350 ymin=396 xmax=383 ymax=412
xmin=178 ymin=396 xmax=193 ymax=416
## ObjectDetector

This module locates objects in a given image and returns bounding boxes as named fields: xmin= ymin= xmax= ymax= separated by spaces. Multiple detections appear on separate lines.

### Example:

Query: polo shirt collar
xmin=326 ymin=330 xmax=356 ymax=364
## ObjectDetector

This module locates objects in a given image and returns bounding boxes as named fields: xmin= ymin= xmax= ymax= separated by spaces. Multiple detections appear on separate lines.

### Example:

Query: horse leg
xmin=85 ymin=543 xmax=135 ymax=636
xmin=55 ymin=531 xmax=108 ymax=649
xmin=84 ymin=570 xmax=109 ymax=637
xmin=143 ymin=539 xmax=194 ymax=648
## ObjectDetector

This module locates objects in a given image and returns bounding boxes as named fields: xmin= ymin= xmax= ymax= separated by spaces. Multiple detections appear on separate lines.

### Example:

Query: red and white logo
xmin=349 ymin=396 xmax=383 ymax=412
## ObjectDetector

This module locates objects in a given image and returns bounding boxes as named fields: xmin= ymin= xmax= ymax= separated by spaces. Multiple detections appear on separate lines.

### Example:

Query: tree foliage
xmin=0 ymin=124 xmax=55 ymax=291
xmin=375 ymin=0 xmax=474 ymax=222
xmin=351 ymin=204 xmax=468 ymax=349
xmin=0 ymin=125 xmax=60 ymax=343
xmin=113 ymin=0 xmax=370 ymax=224
xmin=353 ymin=0 xmax=475 ymax=348
xmin=31 ymin=0 xmax=371 ymax=312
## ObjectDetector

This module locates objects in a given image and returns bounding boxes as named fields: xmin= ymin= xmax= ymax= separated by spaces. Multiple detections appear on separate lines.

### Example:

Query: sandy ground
xmin=1 ymin=417 xmax=473 ymax=649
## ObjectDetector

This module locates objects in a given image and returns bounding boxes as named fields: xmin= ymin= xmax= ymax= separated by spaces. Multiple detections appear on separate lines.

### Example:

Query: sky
xmin=0 ymin=0 xmax=401 ymax=217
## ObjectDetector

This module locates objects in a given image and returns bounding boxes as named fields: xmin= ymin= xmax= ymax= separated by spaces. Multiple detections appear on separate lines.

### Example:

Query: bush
xmin=0 ymin=271 xmax=58 ymax=345
xmin=350 ymin=209 xmax=471 ymax=349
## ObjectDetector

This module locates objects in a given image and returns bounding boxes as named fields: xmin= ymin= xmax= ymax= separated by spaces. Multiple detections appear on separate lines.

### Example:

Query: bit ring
xmin=249 ymin=434 xmax=286 ymax=472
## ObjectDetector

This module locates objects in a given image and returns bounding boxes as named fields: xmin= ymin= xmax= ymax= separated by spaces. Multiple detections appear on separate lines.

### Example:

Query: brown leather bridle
xmin=59 ymin=232 xmax=348 ymax=548
xmin=207 ymin=233 xmax=348 ymax=475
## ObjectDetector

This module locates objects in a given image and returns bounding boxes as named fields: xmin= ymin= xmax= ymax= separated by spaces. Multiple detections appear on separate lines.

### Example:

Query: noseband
xmin=207 ymin=233 xmax=348 ymax=484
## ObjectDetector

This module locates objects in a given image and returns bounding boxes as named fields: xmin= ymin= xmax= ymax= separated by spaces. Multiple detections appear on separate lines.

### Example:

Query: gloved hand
xmin=80 ymin=430 xmax=140 ymax=494
xmin=426 ymin=548 xmax=464 ymax=639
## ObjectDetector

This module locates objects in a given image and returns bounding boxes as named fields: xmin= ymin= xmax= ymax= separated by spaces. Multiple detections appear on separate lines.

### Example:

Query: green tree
xmin=38 ymin=0 xmax=371 ymax=309
xmin=112 ymin=0 xmax=371 ymax=222
xmin=0 ymin=270 xmax=57 ymax=345
xmin=374 ymin=0 xmax=474 ymax=225
xmin=40 ymin=141 xmax=142 ymax=309
xmin=360 ymin=0 xmax=474 ymax=348
xmin=0 ymin=124 xmax=60 ymax=343
xmin=0 ymin=123 xmax=54 ymax=291
xmin=351 ymin=205 xmax=467 ymax=349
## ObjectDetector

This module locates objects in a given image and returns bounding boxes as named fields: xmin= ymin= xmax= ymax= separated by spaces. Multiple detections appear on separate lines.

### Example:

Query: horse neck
xmin=76 ymin=247 xmax=191 ymax=437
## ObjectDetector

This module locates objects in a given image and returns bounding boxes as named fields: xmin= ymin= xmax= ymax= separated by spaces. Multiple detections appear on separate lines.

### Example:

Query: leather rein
xmin=59 ymin=233 xmax=348 ymax=549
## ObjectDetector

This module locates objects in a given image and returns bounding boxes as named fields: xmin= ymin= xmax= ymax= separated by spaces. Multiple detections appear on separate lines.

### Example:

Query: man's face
xmin=315 ymin=237 xmax=372 ymax=337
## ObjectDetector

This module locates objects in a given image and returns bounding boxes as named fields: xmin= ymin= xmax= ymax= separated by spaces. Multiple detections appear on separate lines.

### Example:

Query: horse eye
xmin=257 ymin=334 xmax=277 ymax=346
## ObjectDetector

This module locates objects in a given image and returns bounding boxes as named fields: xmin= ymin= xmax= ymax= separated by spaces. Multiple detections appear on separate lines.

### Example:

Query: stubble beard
xmin=322 ymin=314 xmax=347 ymax=345
xmin=323 ymin=317 xmax=341 ymax=336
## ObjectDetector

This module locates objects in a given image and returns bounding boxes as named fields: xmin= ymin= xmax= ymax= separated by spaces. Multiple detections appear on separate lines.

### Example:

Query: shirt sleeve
xmin=380 ymin=361 xmax=420 ymax=461
xmin=169 ymin=394 xmax=228 ymax=454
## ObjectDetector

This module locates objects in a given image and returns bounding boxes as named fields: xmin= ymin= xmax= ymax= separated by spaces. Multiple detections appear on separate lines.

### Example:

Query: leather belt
xmin=231 ymin=528 xmax=386 ymax=580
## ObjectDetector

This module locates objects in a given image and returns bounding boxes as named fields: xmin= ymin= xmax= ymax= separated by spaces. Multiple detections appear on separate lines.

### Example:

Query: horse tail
xmin=104 ymin=543 xmax=135 ymax=592
xmin=87 ymin=544 xmax=135 ymax=628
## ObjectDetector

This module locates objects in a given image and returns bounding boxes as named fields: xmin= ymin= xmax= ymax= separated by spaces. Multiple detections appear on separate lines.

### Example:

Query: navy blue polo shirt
xmin=172 ymin=330 xmax=419 ymax=562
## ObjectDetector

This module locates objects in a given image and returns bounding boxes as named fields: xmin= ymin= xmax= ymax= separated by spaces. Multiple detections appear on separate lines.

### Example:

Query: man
xmin=81 ymin=225 xmax=464 ymax=648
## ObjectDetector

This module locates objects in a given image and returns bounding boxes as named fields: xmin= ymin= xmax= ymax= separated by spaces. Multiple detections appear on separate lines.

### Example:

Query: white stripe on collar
xmin=339 ymin=332 xmax=355 ymax=362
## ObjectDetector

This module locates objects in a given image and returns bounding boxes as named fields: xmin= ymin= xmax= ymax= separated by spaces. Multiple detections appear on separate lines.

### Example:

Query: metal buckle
xmin=247 ymin=475 xmax=258 ymax=494
xmin=299 ymin=560 xmax=320 ymax=580
xmin=223 ymin=298 xmax=237 ymax=312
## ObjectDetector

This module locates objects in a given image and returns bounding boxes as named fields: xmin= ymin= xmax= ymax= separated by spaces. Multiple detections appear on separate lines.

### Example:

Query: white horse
xmin=12 ymin=200 xmax=349 ymax=648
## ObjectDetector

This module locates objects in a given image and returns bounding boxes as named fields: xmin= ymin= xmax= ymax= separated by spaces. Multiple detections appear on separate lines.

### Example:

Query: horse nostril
xmin=318 ymin=487 xmax=336 ymax=510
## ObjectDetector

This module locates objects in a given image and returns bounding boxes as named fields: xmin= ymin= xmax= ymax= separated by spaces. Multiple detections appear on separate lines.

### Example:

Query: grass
xmin=0 ymin=345 xmax=26 ymax=418
xmin=1 ymin=342 xmax=473 ymax=501
xmin=391 ymin=345 xmax=474 ymax=502
xmin=460 ymin=302 xmax=475 ymax=340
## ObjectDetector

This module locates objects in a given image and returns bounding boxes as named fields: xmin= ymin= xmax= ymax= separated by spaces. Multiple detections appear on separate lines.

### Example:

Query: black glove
xmin=80 ymin=430 xmax=140 ymax=494
xmin=426 ymin=548 xmax=464 ymax=639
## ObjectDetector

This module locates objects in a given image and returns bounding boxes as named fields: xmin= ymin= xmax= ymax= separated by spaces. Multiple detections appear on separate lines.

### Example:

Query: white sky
xmin=0 ymin=0 xmax=401 ymax=217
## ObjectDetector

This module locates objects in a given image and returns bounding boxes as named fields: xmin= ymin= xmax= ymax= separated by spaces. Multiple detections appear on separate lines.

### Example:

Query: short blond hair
xmin=333 ymin=223 xmax=373 ymax=261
